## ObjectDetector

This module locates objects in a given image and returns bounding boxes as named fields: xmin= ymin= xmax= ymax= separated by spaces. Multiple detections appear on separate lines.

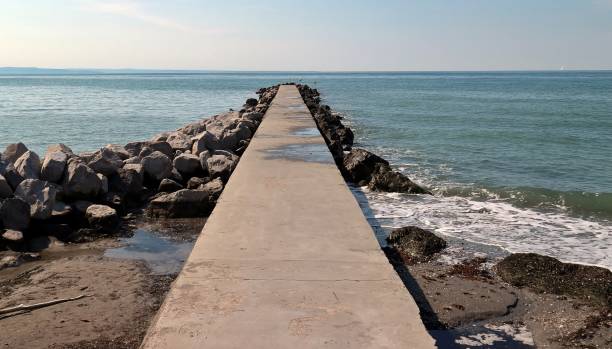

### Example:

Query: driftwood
xmin=0 ymin=294 xmax=89 ymax=315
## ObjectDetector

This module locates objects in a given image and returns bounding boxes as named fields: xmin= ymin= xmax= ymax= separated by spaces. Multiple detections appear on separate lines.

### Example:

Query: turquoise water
xmin=1 ymin=72 xmax=610 ymax=267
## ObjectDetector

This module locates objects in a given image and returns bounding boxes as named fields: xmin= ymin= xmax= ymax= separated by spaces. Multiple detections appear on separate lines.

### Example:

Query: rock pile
xmin=0 ymin=85 xmax=278 ymax=250
xmin=297 ymin=84 xmax=430 ymax=194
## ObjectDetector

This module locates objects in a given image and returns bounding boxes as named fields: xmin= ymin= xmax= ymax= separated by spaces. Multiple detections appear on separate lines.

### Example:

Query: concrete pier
xmin=141 ymin=85 xmax=436 ymax=348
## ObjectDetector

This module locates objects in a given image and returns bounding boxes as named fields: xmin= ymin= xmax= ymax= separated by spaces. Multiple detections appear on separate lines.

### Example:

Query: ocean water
xmin=1 ymin=71 xmax=610 ymax=268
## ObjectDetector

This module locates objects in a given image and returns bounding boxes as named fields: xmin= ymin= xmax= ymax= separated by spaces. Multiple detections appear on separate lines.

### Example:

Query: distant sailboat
xmin=560 ymin=66 xmax=566 ymax=71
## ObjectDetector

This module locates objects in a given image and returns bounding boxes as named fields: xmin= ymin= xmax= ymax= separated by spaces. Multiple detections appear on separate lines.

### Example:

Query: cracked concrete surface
xmin=141 ymin=85 xmax=436 ymax=348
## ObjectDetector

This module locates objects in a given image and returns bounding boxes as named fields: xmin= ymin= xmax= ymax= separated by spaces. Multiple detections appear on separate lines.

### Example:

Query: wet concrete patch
xmin=263 ymin=143 xmax=333 ymax=164
xmin=290 ymin=127 xmax=321 ymax=137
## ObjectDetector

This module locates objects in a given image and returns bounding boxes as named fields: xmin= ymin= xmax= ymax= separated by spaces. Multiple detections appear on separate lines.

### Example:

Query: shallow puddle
xmin=291 ymin=127 xmax=321 ymax=137
xmin=105 ymin=229 xmax=195 ymax=275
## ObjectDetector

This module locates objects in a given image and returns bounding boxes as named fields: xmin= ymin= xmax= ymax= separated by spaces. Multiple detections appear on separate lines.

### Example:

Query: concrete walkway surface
xmin=141 ymin=85 xmax=436 ymax=348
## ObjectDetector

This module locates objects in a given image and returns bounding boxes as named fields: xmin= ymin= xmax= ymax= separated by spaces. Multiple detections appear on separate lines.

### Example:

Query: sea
xmin=1 ymin=71 xmax=610 ymax=269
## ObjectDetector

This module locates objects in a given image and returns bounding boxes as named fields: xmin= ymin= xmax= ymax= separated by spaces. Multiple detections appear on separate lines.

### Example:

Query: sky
xmin=1 ymin=0 xmax=612 ymax=71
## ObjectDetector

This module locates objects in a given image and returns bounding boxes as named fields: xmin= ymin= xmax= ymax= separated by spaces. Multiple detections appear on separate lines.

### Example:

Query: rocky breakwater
xmin=297 ymin=84 xmax=431 ymax=194
xmin=0 ymin=86 xmax=278 ymax=252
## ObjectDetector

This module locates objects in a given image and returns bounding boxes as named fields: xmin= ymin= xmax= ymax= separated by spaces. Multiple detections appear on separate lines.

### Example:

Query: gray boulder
xmin=158 ymin=178 xmax=183 ymax=193
xmin=46 ymin=143 xmax=73 ymax=156
xmin=41 ymin=151 xmax=68 ymax=183
xmin=3 ymin=164 xmax=24 ymax=189
xmin=14 ymin=151 xmax=41 ymax=179
xmin=97 ymin=173 xmax=109 ymax=195
xmin=123 ymin=156 xmax=141 ymax=165
xmin=124 ymin=141 xmax=148 ymax=158
xmin=52 ymin=201 xmax=72 ymax=218
xmin=139 ymin=146 xmax=153 ymax=158
xmin=368 ymin=165 xmax=431 ymax=194
xmin=166 ymin=132 xmax=192 ymax=151
xmin=191 ymin=131 xmax=212 ymax=155
xmin=14 ymin=179 xmax=57 ymax=220
xmin=2 ymin=142 xmax=28 ymax=163
xmin=173 ymin=153 xmax=200 ymax=175
xmin=88 ymin=147 xmax=123 ymax=176
xmin=141 ymin=151 xmax=172 ymax=181
xmin=104 ymin=144 xmax=130 ymax=160
xmin=147 ymin=189 xmax=214 ymax=218
xmin=241 ymin=112 xmax=264 ymax=124
xmin=109 ymin=166 xmax=143 ymax=195
xmin=0 ymin=174 xmax=12 ymax=198
xmin=0 ymin=197 xmax=30 ymax=230
xmin=63 ymin=159 xmax=102 ymax=199
xmin=2 ymin=229 xmax=24 ymax=243
xmin=177 ymin=120 xmax=207 ymax=136
xmin=187 ymin=176 xmax=209 ymax=189
xmin=343 ymin=149 xmax=389 ymax=185
xmin=206 ymin=153 xmax=239 ymax=182
xmin=85 ymin=204 xmax=119 ymax=233
xmin=386 ymin=226 xmax=447 ymax=263
xmin=199 ymin=150 xmax=211 ymax=172
xmin=149 ymin=141 xmax=174 ymax=158
xmin=201 ymin=177 xmax=224 ymax=201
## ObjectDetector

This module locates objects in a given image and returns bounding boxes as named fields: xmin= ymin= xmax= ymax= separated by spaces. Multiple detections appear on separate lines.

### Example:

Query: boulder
xmin=231 ymin=124 xmax=252 ymax=143
xmin=386 ymin=226 xmax=447 ymax=262
xmin=72 ymin=200 xmax=93 ymax=215
xmin=244 ymin=98 xmax=258 ymax=107
xmin=124 ymin=141 xmax=148 ymax=158
xmin=123 ymin=156 xmax=141 ymax=165
xmin=0 ymin=197 xmax=30 ymax=230
xmin=206 ymin=153 xmax=239 ymax=182
xmin=0 ymin=174 xmax=12 ymax=198
xmin=343 ymin=149 xmax=389 ymax=185
xmin=187 ymin=177 xmax=209 ymax=189
xmin=368 ymin=165 xmax=430 ymax=194
xmin=63 ymin=159 xmax=102 ymax=199
xmin=496 ymin=253 xmax=612 ymax=306
xmin=3 ymin=164 xmax=24 ymax=189
xmin=52 ymin=201 xmax=72 ymax=218
xmin=46 ymin=143 xmax=73 ymax=156
xmin=88 ymin=147 xmax=123 ymax=176
xmin=40 ymin=151 xmax=68 ymax=182
xmin=241 ymin=112 xmax=264 ymax=124
xmin=177 ymin=120 xmax=207 ymax=136
xmin=14 ymin=151 xmax=41 ymax=179
xmin=97 ymin=173 xmax=109 ymax=195
xmin=109 ymin=167 xmax=143 ymax=195
xmin=14 ymin=179 xmax=57 ymax=220
xmin=191 ymin=131 xmax=213 ymax=155
xmin=1 ymin=229 xmax=24 ymax=243
xmin=150 ymin=132 xmax=170 ymax=142
xmin=147 ymin=189 xmax=214 ymax=218
xmin=201 ymin=177 xmax=224 ymax=201
xmin=173 ymin=153 xmax=200 ymax=175
xmin=149 ymin=141 xmax=174 ymax=158
xmin=139 ymin=147 xmax=153 ymax=158
xmin=85 ymin=204 xmax=119 ymax=233
xmin=166 ymin=132 xmax=192 ymax=151
xmin=104 ymin=144 xmax=130 ymax=160
xmin=2 ymin=142 xmax=28 ymax=163
xmin=198 ymin=150 xmax=211 ymax=172
xmin=158 ymin=178 xmax=183 ymax=193
xmin=141 ymin=151 xmax=172 ymax=181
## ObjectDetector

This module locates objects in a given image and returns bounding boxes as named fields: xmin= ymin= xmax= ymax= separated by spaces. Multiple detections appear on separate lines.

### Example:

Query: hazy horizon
xmin=2 ymin=0 xmax=612 ymax=71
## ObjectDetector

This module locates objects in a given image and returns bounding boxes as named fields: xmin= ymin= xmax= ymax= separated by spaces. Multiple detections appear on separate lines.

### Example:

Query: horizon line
xmin=1 ymin=66 xmax=612 ymax=74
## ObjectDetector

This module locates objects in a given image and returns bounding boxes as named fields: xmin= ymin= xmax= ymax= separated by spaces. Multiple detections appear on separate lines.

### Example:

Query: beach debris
xmin=0 ymin=294 xmax=90 ymax=316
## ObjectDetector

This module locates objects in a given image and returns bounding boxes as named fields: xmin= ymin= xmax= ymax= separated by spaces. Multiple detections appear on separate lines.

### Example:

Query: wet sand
xmin=0 ymin=216 xmax=204 ymax=349
xmin=386 ymin=240 xmax=611 ymax=348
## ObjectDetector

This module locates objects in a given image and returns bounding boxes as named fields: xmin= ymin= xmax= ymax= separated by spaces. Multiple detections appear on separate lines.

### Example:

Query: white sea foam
xmin=352 ymin=186 xmax=612 ymax=270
